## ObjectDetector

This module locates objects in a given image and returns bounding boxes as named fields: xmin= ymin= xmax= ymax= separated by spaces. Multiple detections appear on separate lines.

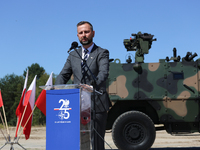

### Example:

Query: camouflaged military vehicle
xmin=106 ymin=32 xmax=199 ymax=150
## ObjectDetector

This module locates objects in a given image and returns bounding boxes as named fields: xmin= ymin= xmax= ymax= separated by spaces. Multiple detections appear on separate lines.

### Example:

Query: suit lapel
xmin=86 ymin=44 xmax=98 ymax=67
xmin=75 ymin=47 xmax=83 ymax=77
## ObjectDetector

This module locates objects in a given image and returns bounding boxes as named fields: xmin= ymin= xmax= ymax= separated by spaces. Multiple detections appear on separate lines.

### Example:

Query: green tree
xmin=0 ymin=63 xmax=56 ymax=126
xmin=0 ymin=74 xmax=24 ymax=125
xmin=23 ymin=63 xmax=45 ymax=80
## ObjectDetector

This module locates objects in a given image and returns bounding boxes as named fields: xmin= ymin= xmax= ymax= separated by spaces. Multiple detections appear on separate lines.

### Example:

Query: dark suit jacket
xmin=55 ymin=44 xmax=111 ymax=112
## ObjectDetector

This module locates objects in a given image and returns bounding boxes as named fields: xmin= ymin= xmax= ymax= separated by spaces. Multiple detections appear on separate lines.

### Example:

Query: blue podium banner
xmin=46 ymin=89 xmax=80 ymax=150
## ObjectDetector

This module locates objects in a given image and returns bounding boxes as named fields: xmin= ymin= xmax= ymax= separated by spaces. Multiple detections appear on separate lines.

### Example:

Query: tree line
xmin=0 ymin=63 xmax=56 ymax=126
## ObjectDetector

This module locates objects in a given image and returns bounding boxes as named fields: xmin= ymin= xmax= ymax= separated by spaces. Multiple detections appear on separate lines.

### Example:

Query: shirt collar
xmin=82 ymin=43 xmax=94 ymax=54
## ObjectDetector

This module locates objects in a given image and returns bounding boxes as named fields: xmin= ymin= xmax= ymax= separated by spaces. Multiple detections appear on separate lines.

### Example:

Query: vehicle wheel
xmin=112 ymin=111 xmax=155 ymax=150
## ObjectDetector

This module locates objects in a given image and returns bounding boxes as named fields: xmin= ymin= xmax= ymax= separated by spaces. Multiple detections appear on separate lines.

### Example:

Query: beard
xmin=80 ymin=38 xmax=93 ymax=45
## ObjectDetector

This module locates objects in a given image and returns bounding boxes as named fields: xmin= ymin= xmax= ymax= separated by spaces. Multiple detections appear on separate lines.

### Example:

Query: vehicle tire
xmin=112 ymin=111 xmax=155 ymax=150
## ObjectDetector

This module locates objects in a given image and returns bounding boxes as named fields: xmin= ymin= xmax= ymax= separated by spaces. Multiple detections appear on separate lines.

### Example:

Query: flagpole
xmin=2 ymin=105 xmax=10 ymax=140
xmin=0 ymin=111 xmax=7 ymax=142
xmin=15 ymin=105 xmax=27 ymax=139
xmin=17 ymin=105 xmax=37 ymax=141
xmin=0 ymin=111 xmax=6 ymax=131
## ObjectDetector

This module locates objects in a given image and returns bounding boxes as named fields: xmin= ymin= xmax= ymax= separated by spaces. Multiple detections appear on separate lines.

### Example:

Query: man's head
xmin=77 ymin=21 xmax=95 ymax=48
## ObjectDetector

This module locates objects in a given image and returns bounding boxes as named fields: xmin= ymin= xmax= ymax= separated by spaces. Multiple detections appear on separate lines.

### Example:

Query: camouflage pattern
xmin=107 ymin=57 xmax=200 ymax=130
xmin=106 ymin=32 xmax=200 ymax=149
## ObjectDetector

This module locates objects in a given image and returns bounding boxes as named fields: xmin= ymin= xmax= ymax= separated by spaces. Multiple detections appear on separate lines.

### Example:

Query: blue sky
xmin=1 ymin=0 xmax=200 ymax=79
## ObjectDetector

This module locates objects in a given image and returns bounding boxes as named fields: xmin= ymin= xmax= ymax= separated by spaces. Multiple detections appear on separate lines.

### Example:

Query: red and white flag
xmin=21 ymin=75 xmax=37 ymax=140
xmin=15 ymin=70 xmax=28 ymax=138
xmin=35 ymin=90 xmax=46 ymax=116
xmin=0 ymin=90 xmax=3 ymax=108
xmin=35 ymin=72 xmax=53 ymax=116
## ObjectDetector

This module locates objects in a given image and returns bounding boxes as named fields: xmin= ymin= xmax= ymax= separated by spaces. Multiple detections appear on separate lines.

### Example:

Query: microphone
xmin=68 ymin=41 xmax=78 ymax=53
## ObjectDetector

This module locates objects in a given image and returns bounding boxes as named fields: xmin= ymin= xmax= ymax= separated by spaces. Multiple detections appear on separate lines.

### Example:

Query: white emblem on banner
xmin=54 ymin=99 xmax=72 ymax=120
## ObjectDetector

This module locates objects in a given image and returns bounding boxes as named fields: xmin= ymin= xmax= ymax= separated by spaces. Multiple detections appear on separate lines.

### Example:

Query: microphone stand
xmin=69 ymin=47 xmax=100 ymax=150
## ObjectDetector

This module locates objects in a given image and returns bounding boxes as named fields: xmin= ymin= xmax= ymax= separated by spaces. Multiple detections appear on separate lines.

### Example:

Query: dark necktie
xmin=81 ymin=49 xmax=89 ymax=83
xmin=83 ymin=49 xmax=89 ymax=61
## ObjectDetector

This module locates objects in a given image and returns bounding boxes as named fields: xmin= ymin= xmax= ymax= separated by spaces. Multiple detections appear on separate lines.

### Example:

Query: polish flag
xmin=22 ymin=75 xmax=37 ymax=140
xmin=0 ymin=90 xmax=3 ymax=108
xmin=35 ymin=90 xmax=46 ymax=116
xmin=15 ymin=70 xmax=28 ymax=138
xmin=35 ymin=72 xmax=53 ymax=116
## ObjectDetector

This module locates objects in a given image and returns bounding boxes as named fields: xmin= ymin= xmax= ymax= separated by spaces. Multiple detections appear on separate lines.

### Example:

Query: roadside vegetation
xmin=0 ymin=63 xmax=56 ymax=126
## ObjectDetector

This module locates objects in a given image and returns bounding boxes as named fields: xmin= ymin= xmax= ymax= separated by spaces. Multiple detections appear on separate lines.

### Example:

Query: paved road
xmin=1 ymin=127 xmax=200 ymax=150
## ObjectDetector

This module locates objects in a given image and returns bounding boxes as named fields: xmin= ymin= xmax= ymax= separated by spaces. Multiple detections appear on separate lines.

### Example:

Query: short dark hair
xmin=77 ymin=21 xmax=93 ymax=31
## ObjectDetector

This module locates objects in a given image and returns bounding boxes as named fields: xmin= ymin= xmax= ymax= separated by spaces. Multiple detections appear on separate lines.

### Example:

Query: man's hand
xmin=79 ymin=84 xmax=93 ymax=92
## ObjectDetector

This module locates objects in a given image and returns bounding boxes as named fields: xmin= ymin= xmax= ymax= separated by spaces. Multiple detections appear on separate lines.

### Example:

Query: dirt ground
xmin=0 ymin=127 xmax=200 ymax=150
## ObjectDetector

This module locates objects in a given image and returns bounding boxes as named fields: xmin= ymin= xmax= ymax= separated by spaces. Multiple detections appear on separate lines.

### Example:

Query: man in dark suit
xmin=55 ymin=21 xmax=111 ymax=150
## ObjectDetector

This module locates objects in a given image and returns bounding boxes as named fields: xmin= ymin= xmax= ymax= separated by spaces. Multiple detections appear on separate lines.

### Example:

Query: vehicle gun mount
xmin=165 ymin=47 xmax=181 ymax=62
xmin=182 ymin=51 xmax=198 ymax=62
xmin=165 ymin=48 xmax=198 ymax=62
xmin=123 ymin=32 xmax=157 ymax=63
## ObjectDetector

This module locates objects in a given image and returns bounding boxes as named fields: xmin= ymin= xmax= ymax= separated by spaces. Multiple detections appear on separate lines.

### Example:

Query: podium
xmin=42 ymin=84 xmax=91 ymax=150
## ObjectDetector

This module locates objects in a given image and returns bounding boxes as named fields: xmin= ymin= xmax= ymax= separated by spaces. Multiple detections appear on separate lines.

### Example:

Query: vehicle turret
xmin=123 ymin=32 xmax=157 ymax=63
